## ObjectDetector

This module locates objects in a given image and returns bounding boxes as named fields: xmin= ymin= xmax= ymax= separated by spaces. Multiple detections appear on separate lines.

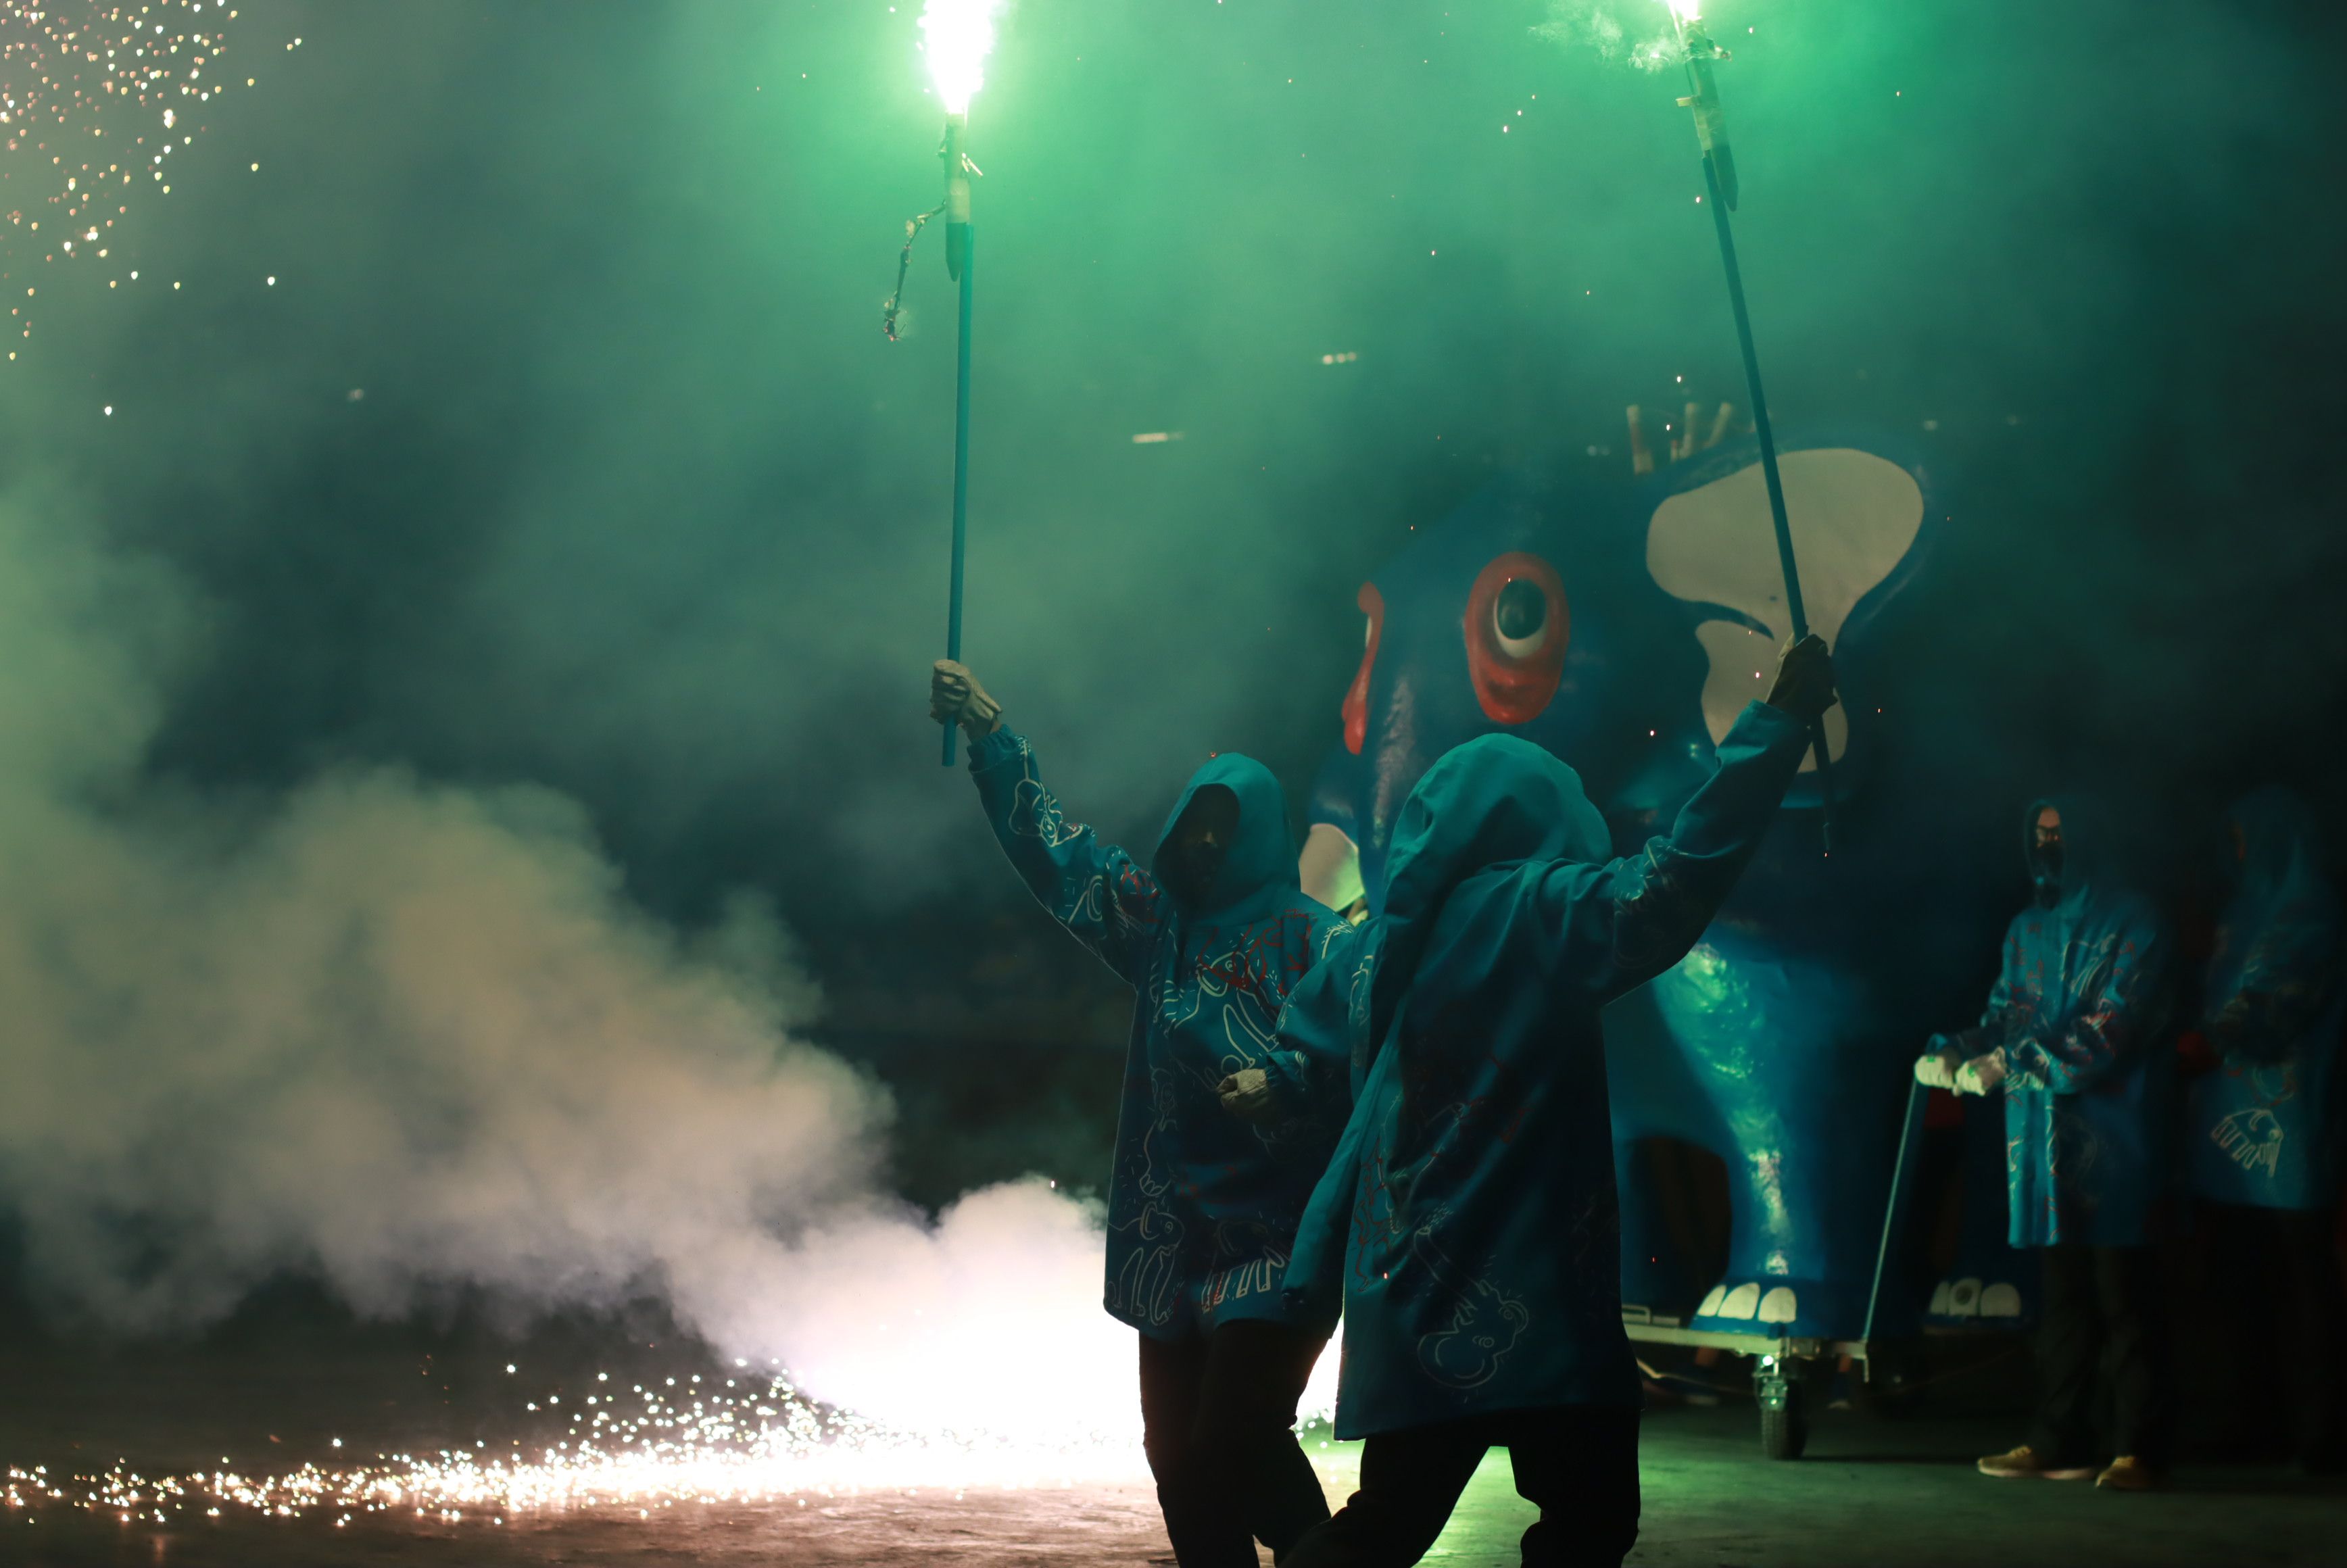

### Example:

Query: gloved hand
xmin=1762 ymin=633 xmax=1839 ymax=725
xmin=1914 ymin=1047 xmax=1962 ymax=1092
xmin=1217 ymin=1067 xmax=1282 ymax=1126
xmin=1954 ymin=1048 xmax=2008 ymax=1098
xmin=929 ymin=660 xmax=1003 ymax=739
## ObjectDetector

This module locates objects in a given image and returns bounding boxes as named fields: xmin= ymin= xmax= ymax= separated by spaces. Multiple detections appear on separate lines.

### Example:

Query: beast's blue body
xmin=1306 ymin=438 xmax=2016 ymax=1338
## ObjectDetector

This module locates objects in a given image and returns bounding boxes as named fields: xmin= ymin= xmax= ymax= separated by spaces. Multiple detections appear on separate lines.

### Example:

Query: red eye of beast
xmin=1342 ymin=581 xmax=1385 ymax=756
xmin=1463 ymin=552 xmax=1568 ymax=725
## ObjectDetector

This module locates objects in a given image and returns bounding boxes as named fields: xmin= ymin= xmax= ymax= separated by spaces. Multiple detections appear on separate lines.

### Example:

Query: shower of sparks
xmin=3 ymin=1369 xmax=1156 ymax=1531
xmin=0 ymin=1 xmax=265 ymax=352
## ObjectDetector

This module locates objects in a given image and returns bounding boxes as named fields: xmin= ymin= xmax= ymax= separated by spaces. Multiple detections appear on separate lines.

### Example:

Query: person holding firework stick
xmin=1275 ymin=635 xmax=1836 ymax=1568
xmin=930 ymin=660 xmax=1353 ymax=1567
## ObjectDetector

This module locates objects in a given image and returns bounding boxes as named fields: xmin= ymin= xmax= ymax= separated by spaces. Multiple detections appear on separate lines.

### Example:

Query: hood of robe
xmin=1382 ymin=735 xmax=1612 ymax=923
xmin=2210 ymin=785 xmax=2339 ymax=1001
xmin=1151 ymin=752 xmax=1300 ymax=919
xmin=1364 ymin=733 xmax=1612 ymax=1055
xmin=2222 ymin=787 xmax=2325 ymax=901
xmin=2023 ymin=793 xmax=2115 ymax=913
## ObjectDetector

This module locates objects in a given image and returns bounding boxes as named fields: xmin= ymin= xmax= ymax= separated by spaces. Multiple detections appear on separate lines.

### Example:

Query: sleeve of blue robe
xmin=1976 ymin=962 xmax=2018 ymax=1045
xmin=1932 ymin=948 xmax=2019 ymax=1059
xmin=1520 ymin=700 xmax=1811 ymax=1000
xmin=967 ymin=726 xmax=1165 ymax=987
xmin=2004 ymin=910 xmax=2167 ymax=1093
xmin=1274 ymin=918 xmax=1387 ymax=1325
xmin=1282 ymin=1015 xmax=1397 ymax=1331
xmin=1257 ymin=919 xmax=1375 ymax=1115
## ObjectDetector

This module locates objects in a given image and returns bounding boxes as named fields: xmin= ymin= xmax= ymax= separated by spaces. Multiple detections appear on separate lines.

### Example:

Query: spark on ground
xmin=4 ymin=1371 xmax=1151 ymax=1532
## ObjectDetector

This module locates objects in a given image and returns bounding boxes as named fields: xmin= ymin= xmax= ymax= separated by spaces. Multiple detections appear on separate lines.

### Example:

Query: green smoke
xmin=0 ymin=0 xmax=2336 ymax=1207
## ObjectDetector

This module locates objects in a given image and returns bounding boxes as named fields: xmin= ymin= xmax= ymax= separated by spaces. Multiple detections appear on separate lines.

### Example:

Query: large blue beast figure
xmin=1299 ymin=433 xmax=2009 ymax=1344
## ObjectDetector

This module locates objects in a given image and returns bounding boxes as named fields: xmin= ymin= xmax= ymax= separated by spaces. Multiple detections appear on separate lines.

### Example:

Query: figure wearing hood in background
xmin=930 ymin=660 xmax=1349 ymax=1568
xmin=1270 ymin=636 xmax=1833 ymax=1568
xmin=1918 ymin=797 xmax=2176 ymax=1491
xmin=2184 ymin=787 xmax=2346 ymax=1472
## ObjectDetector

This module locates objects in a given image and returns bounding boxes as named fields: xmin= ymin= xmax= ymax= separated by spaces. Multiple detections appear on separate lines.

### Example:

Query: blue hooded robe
xmin=967 ymin=727 xmax=1349 ymax=1338
xmin=2185 ymin=787 xmax=2346 ymax=1211
xmin=1279 ymin=700 xmax=1810 ymax=1438
xmin=1934 ymin=796 xmax=2174 ymax=1250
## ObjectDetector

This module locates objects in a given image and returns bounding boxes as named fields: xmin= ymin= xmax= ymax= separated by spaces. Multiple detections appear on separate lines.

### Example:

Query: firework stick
xmin=941 ymin=115 xmax=975 ymax=767
xmin=1700 ymin=151 xmax=1837 ymax=849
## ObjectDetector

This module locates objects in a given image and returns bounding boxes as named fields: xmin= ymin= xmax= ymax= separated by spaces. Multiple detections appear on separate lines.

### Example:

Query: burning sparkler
xmin=885 ymin=0 xmax=1006 ymax=767
xmin=1660 ymin=0 xmax=1839 ymax=847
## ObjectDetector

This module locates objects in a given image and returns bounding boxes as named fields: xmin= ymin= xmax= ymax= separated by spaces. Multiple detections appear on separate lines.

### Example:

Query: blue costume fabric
xmin=1281 ymin=700 xmax=1810 ymax=1440
xmin=967 ymin=727 xmax=1349 ymax=1338
xmin=1934 ymin=796 xmax=2174 ymax=1250
xmin=2186 ymin=788 xmax=2346 ymax=1210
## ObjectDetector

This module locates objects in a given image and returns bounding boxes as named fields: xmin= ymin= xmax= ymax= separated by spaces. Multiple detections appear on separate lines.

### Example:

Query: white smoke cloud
xmin=0 ymin=491 xmax=1130 ymax=1442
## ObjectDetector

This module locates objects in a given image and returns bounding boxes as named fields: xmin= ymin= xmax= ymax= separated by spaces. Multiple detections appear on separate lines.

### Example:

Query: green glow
xmin=919 ymin=0 xmax=1008 ymax=117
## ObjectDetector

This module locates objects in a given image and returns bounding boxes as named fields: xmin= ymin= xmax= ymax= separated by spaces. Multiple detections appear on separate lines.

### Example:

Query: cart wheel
xmin=1760 ymin=1391 xmax=1810 ymax=1459
xmin=1756 ymin=1359 xmax=1810 ymax=1461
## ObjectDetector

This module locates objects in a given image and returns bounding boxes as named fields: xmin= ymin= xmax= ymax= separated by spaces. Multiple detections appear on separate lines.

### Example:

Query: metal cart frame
xmin=1621 ymin=1080 xmax=1933 ymax=1459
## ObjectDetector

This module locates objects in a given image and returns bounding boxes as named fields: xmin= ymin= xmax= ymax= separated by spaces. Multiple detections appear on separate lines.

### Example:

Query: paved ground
xmin=3 ymin=1324 xmax=2342 ymax=1566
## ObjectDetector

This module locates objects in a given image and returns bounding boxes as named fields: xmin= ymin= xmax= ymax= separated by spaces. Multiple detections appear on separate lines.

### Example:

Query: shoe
xmin=1977 ymin=1444 xmax=2095 ymax=1481
xmin=2096 ymin=1456 xmax=2158 ymax=1492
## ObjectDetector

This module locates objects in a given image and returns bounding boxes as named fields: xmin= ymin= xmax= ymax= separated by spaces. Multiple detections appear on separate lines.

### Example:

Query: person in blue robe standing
xmin=1918 ymin=795 xmax=2176 ymax=1490
xmin=930 ymin=659 xmax=1351 ymax=1568
xmin=2183 ymin=787 xmax=2346 ymax=1471
xmin=1274 ymin=635 xmax=1835 ymax=1568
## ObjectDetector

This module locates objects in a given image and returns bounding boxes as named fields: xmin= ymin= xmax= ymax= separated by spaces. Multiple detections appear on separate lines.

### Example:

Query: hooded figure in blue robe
xmin=1283 ymin=700 xmax=1808 ymax=1429
xmin=2181 ymin=787 xmax=2347 ymax=1471
xmin=932 ymin=658 xmax=1349 ymax=1567
xmin=1928 ymin=796 xmax=2175 ymax=1249
xmin=1269 ymin=636 xmax=1824 ymax=1568
xmin=961 ymin=727 xmax=1349 ymax=1328
xmin=1925 ymin=795 xmax=2177 ymax=1486
xmin=2187 ymin=787 xmax=2346 ymax=1211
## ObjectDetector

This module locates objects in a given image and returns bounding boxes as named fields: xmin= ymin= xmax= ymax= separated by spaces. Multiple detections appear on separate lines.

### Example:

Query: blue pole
xmin=941 ymin=225 xmax=973 ymax=767
xmin=1701 ymin=153 xmax=1837 ymax=850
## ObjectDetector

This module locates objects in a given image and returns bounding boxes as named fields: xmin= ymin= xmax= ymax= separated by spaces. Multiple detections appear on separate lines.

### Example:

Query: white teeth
xmin=1645 ymin=448 xmax=1925 ymax=768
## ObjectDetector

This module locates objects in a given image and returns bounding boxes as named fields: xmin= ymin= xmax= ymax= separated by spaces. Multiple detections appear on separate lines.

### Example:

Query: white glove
xmin=1953 ymin=1048 xmax=2008 ymax=1098
xmin=1914 ymin=1050 xmax=1961 ymax=1091
xmin=1217 ymin=1068 xmax=1282 ymax=1126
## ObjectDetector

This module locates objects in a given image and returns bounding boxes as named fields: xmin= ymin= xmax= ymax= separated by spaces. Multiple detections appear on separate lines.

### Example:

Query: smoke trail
xmin=1533 ymin=3 xmax=1677 ymax=70
xmin=0 ymin=490 xmax=1130 ymax=1442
